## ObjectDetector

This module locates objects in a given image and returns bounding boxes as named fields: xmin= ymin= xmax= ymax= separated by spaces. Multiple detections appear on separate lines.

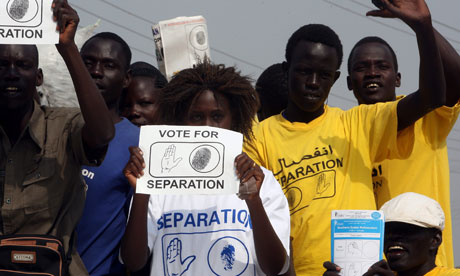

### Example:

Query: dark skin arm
xmin=120 ymin=149 xmax=288 ymax=274
xmin=236 ymin=153 xmax=288 ymax=275
xmin=120 ymin=146 xmax=150 ymax=272
xmin=434 ymin=28 xmax=460 ymax=107
xmin=368 ymin=0 xmax=446 ymax=131
xmin=52 ymin=0 xmax=114 ymax=149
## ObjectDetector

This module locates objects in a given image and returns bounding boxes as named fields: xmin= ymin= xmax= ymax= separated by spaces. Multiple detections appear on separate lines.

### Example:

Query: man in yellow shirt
xmin=346 ymin=13 xmax=460 ymax=270
xmin=324 ymin=193 xmax=460 ymax=276
xmin=244 ymin=0 xmax=447 ymax=275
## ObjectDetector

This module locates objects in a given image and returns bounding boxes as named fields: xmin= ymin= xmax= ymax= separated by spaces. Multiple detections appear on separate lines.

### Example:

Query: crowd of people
xmin=1 ymin=0 xmax=460 ymax=275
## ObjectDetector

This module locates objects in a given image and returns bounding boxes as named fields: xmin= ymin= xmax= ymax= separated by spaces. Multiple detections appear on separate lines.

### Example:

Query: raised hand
xmin=235 ymin=153 xmax=264 ymax=201
xmin=166 ymin=238 xmax=195 ymax=276
xmin=367 ymin=0 xmax=431 ymax=30
xmin=52 ymin=0 xmax=79 ymax=49
xmin=123 ymin=146 xmax=145 ymax=190
xmin=161 ymin=145 xmax=182 ymax=173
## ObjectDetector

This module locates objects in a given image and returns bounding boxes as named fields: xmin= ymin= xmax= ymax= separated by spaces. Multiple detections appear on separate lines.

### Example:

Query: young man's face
xmin=384 ymin=222 xmax=438 ymax=274
xmin=347 ymin=42 xmax=401 ymax=105
xmin=287 ymin=41 xmax=339 ymax=113
xmin=81 ymin=37 xmax=129 ymax=107
xmin=0 ymin=44 xmax=42 ymax=111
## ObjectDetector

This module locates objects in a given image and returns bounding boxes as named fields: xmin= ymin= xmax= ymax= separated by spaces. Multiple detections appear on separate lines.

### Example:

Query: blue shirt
xmin=77 ymin=118 xmax=139 ymax=276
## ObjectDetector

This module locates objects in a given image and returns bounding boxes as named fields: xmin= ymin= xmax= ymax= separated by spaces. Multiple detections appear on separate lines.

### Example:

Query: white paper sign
xmin=152 ymin=15 xmax=211 ymax=81
xmin=331 ymin=210 xmax=385 ymax=276
xmin=137 ymin=125 xmax=243 ymax=195
xmin=0 ymin=0 xmax=58 ymax=44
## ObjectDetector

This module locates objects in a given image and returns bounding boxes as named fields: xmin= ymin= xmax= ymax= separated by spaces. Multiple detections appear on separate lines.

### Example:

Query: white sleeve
xmin=147 ymin=195 xmax=161 ymax=255
xmin=259 ymin=167 xmax=291 ymax=274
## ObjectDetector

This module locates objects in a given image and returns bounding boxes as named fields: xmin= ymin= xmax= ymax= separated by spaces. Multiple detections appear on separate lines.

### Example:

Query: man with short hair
xmin=244 ymin=0 xmax=446 ymax=274
xmin=324 ymin=192 xmax=460 ymax=276
xmin=346 ymin=8 xmax=460 ymax=268
xmin=0 ymin=1 xmax=114 ymax=275
xmin=255 ymin=63 xmax=288 ymax=121
xmin=76 ymin=33 xmax=140 ymax=275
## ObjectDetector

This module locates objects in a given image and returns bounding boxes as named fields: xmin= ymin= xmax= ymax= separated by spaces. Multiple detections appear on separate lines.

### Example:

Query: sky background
xmin=69 ymin=0 xmax=460 ymax=265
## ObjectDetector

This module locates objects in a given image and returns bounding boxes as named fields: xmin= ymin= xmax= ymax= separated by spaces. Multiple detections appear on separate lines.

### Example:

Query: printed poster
xmin=331 ymin=210 xmax=385 ymax=276
xmin=0 ymin=0 xmax=59 ymax=44
xmin=152 ymin=15 xmax=211 ymax=81
xmin=137 ymin=125 xmax=243 ymax=195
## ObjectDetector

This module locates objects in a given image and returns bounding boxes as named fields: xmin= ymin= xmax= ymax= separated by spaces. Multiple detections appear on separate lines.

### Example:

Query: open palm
xmin=368 ymin=0 xmax=431 ymax=30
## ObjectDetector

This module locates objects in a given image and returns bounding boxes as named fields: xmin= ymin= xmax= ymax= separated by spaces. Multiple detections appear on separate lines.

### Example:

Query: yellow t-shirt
xmin=373 ymin=101 xmax=460 ymax=268
xmin=244 ymin=102 xmax=414 ymax=276
xmin=424 ymin=267 xmax=460 ymax=276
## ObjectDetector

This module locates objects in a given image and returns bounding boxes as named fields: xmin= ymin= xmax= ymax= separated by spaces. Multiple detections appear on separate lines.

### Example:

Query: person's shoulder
xmin=326 ymin=105 xmax=346 ymax=116
xmin=40 ymin=105 xmax=81 ymax=118
xmin=112 ymin=118 xmax=140 ymax=146
xmin=118 ymin=118 xmax=140 ymax=132
xmin=258 ymin=113 xmax=283 ymax=126
xmin=42 ymin=105 xmax=81 ymax=121
xmin=260 ymin=166 xmax=283 ymax=193
xmin=343 ymin=101 xmax=398 ymax=117
xmin=250 ymin=114 xmax=280 ymax=139
xmin=256 ymin=114 xmax=292 ymax=133
xmin=430 ymin=266 xmax=460 ymax=276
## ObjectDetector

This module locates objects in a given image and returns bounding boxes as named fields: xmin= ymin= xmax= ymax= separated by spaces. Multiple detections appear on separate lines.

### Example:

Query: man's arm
xmin=121 ymin=147 xmax=150 ymax=272
xmin=368 ymin=0 xmax=446 ymax=131
xmin=53 ymin=0 xmax=114 ymax=149
xmin=434 ymin=29 xmax=460 ymax=107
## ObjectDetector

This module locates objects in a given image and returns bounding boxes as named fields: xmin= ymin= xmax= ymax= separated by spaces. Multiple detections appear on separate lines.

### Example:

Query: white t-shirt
xmin=146 ymin=167 xmax=290 ymax=276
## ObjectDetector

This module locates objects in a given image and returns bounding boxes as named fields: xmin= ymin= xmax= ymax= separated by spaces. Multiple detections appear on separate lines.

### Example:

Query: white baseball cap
xmin=380 ymin=192 xmax=445 ymax=231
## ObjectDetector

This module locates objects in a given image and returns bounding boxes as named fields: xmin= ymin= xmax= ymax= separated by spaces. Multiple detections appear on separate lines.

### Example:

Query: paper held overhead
xmin=0 ymin=0 xmax=59 ymax=44
xmin=152 ymin=15 xmax=211 ymax=81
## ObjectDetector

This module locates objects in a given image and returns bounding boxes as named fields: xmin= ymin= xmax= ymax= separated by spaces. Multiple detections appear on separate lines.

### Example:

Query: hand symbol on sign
xmin=166 ymin=238 xmax=195 ymax=276
xmin=161 ymin=145 xmax=182 ymax=173
xmin=316 ymin=173 xmax=330 ymax=195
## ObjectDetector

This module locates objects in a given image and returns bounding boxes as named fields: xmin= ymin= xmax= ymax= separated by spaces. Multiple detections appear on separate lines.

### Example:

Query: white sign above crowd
xmin=152 ymin=15 xmax=211 ymax=81
xmin=0 ymin=0 xmax=59 ymax=44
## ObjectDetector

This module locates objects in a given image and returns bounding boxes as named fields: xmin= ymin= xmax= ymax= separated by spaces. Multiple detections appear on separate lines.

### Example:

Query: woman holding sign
xmin=121 ymin=61 xmax=290 ymax=276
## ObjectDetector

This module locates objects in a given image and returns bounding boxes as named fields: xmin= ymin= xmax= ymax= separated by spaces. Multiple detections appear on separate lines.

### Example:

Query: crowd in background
xmin=1 ymin=0 xmax=460 ymax=276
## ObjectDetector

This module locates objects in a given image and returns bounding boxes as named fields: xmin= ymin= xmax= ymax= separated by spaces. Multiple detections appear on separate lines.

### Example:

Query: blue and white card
xmin=331 ymin=210 xmax=384 ymax=276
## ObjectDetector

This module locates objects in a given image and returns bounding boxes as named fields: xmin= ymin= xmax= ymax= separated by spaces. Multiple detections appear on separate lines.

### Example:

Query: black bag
xmin=0 ymin=234 xmax=71 ymax=276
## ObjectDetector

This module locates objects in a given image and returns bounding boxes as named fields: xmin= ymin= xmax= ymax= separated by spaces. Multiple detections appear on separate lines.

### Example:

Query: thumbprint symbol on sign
xmin=189 ymin=145 xmax=220 ymax=173
xmin=189 ymin=25 xmax=208 ymax=51
xmin=196 ymin=31 xmax=206 ymax=45
xmin=192 ymin=147 xmax=211 ymax=170
xmin=220 ymin=244 xmax=235 ymax=271
xmin=9 ymin=0 xmax=29 ymax=20
xmin=7 ymin=0 xmax=39 ymax=22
